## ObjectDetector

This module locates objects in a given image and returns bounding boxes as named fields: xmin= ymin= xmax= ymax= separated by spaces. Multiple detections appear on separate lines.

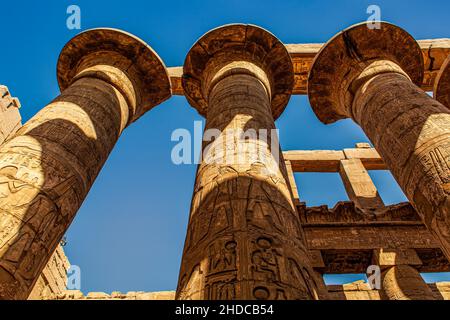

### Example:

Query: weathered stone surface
xmin=28 ymin=245 xmax=70 ymax=300
xmin=0 ymin=86 xmax=22 ymax=144
xmin=382 ymin=265 xmax=436 ymax=300
xmin=283 ymin=147 xmax=386 ymax=172
xmin=169 ymin=39 xmax=450 ymax=96
xmin=1 ymin=22 xmax=448 ymax=301
xmin=327 ymin=280 xmax=450 ymax=300
xmin=308 ymin=21 xmax=450 ymax=262
xmin=373 ymin=248 xmax=422 ymax=267
xmin=177 ymin=24 xmax=324 ymax=300
xmin=434 ymin=54 xmax=450 ymax=108
xmin=339 ymin=159 xmax=384 ymax=210
xmin=0 ymin=28 xmax=171 ymax=300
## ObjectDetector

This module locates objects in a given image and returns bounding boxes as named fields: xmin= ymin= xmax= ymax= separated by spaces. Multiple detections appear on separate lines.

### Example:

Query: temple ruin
xmin=0 ymin=22 xmax=449 ymax=300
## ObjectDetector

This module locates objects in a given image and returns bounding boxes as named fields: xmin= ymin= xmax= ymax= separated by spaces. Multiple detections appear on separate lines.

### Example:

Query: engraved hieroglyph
xmin=0 ymin=29 xmax=171 ymax=300
xmin=176 ymin=24 xmax=325 ymax=300
xmin=308 ymin=22 xmax=450 ymax=261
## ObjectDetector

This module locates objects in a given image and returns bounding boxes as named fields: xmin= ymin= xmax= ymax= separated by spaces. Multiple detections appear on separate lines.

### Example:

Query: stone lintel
xmin=169 ymin=39 xmax=450 ymax=97
xmin=283 ymin=147 xmax=386 ymax=172
xmin=339 ymin=158 xmax=384 ymax=209
xmin=372 ymin=248 xmax=422 ymax=268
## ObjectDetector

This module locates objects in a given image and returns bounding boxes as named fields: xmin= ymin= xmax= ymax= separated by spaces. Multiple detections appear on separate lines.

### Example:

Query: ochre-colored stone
xmin=308 ymin=22 xmax=450 ymax=262
xmin=434 ymin=54 xmax=450 ymax=108
xmin=0 ymin=28 xmax=171 ymax=300
xmin=339 ymin=159 xmax=384 ymax=210
xmin=169 ymin=39 xmax=450 ymax=96
xmin=382 ymin=265 xmax=436 ymax=300
xmin=177 ymin=24 xmax=325 ymax=300
xmin=1 ymin=22 xmax=449 ymax=301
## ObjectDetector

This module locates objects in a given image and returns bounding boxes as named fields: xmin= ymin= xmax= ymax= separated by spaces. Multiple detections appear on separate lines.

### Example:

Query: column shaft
xmin=353 ymin=70 xmax=450 ymax=259
xmin=0 ymin=76 xmax=130 ymax=299
xmin=382 ymin=265 xmax=435 ymax=300
xmin=177 ymin=71 xmax=321 ymax=300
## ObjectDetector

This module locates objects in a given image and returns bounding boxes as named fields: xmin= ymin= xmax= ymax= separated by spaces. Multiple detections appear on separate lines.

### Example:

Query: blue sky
xmin=0 ymin=0 xmax=449 ymax=293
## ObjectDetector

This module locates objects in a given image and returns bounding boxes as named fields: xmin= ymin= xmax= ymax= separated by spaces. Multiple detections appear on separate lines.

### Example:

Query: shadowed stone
xmin=434 ymin=54 xmax=450 ymax=108
xmin=0 ymin=28 xmax=171 ymax=300
xmin=308 ymin=21 xmax=450 ymax=262
xmin=177 ymin=24 xmax=326 ymax=300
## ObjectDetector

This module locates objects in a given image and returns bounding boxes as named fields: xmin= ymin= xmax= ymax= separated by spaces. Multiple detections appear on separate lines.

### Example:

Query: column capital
xmin=434 ymin=54 xmax=450 ymax=108
xmin=182 ymin=24 xmax=294 ymax=119
xmin=57 ymin=28 xmax=171 ymax=123
xmin=308 ymin=22 xmax=423 ymax=124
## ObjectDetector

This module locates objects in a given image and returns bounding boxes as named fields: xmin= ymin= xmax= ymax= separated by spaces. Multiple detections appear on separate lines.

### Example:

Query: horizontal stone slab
xmin=168 ymin=39 xmax=450 ymax=96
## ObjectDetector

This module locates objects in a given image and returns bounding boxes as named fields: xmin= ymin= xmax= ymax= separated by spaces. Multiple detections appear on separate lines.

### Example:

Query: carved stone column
xmin=373 ymin=249 xmax=436 ymax=300
xmin=308 ymin=22 xmax=450 ymax=260
xmin=177 ymin=24 xmax=323 ymax=300
xmin=382 ymin=265 xmax=435 ymax=300
xmin=0 ymin=29 xmax=171 ymax=299
xmin=434 ymin=55 xmax=450 ymax=108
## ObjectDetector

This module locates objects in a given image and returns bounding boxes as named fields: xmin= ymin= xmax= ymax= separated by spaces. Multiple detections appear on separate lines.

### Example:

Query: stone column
xmin=373 ymin=249 xmax=435 ymax=300
xmin=308 ymin=22 xmax=450 ymax=260
xmin=0 ymin=29 xmax=171 ymax=299
xmin=434 ymin=54 xmax=450 ymax=108
xmin=176 ymin=24 xmax=323 ymax=300
xmin=382 ymin=265 xmax=435 ymax=300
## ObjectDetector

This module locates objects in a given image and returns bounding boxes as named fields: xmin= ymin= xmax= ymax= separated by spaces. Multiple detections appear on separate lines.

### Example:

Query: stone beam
xmin=339 ymin=159 xmax=384 ymax=210
xmin=284 ymin=150 xmax=345 ymax=172
xmin=283 ymin=148 xmax=386 ymax=172
xmin=168 ymin=38 xmax=450 ymax=96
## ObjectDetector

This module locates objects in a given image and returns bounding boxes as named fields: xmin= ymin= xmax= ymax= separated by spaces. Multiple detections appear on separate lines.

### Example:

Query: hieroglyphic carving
xmin=177 ymin=24 xmax=324 ymax=300
xmin=0 ymin=29 xmax=171 ymax=300
xmin=308 ymin=22 xmax=450 ymax=261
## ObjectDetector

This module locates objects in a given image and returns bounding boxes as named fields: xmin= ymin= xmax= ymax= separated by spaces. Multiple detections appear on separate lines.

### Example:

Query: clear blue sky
xmin=0 ymin=0 xmax=449 ymax=294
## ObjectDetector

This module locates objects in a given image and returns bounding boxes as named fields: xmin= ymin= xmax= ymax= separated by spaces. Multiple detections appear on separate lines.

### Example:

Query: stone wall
xmin=327 ymin=280 xmax=450 ymax=300
xmin=0 ymin=85 xmax=21 ymax=144
xmin=48 ymin=290 xmax=176 ymax=300
xmin=28 ymin=246 xmax=70 ymax=300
